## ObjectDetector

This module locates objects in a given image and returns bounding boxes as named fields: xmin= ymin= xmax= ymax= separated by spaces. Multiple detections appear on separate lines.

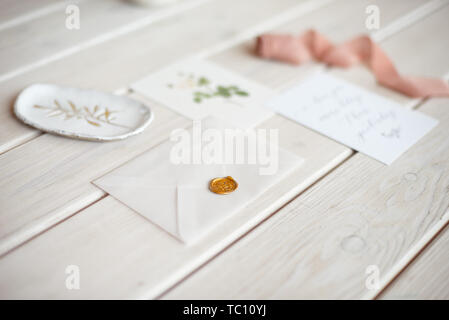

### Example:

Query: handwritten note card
xmin=265 ymin=74 xmax=438 ymax=164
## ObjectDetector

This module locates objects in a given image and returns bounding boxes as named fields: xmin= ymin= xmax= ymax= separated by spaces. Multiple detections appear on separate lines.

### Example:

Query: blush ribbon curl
xmin=256 ymin=30 xmax=449 ymax=98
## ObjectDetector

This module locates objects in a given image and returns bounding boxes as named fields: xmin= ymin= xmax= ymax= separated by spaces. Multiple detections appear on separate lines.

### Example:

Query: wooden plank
xmin=371 ymin=0 xmax=449 ymax=42
xmin=379 ymin=223 xmax=449 ymax=299
xmin=0 ymin=115 xmax=351 ymax=299
xmin=1 ymin=0 xmax=436 ymax=154
xmin=0 ymin=0 xmax=332 ymax=255
xmin=327 ymin=0 xmax=449 ymax=109
xmin=164 ymin=98 xmax=449 ymax=300
xmin=210 ymin=0 xmax=434 ymax=97
xmin=0 ymin=0 xmax=70 ymax=31
xmin=0 ymin=99 xmax=190 ymax=256
xmin=0 ymin=0 xmax=431 ymax=298
xmin=0 ymin=0 xmax=326 ymax=154
xmin=0 ymin=0 xmax=427 ymax=255
xmin=163 ymin=8 xmax=449 ymax=299
xmin=0 ymin=0 xmax=212 ymax=83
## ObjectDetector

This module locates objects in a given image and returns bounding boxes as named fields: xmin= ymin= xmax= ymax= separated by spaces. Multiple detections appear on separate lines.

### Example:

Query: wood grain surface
xmin=0 ymin=0 xmax=448 ymax=299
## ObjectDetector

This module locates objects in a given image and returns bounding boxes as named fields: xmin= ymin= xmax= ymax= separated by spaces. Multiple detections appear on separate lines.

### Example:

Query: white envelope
xmin=93 ymin=119 xmax=303 ymax=243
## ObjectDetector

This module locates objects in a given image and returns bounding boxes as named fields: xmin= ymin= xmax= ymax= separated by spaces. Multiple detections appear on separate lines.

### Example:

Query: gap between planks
xmin=0 ymin=0 xmax=442 ymax=300
xmin=0 ymin=0 xmax=85 ymax=32
xmin=0 ymin=0 xmax=338 ymax=253
xmin=1 ymin=0 xmax=340 ymax=258
xmin=158 ymin=48 xmax=449 ymax=302
xmin=161 ymin=6 xmax=449 ymax=299
xmin=163 ymin=98 xmax=449 ymax=299
xmin=0 ymin=0 xmax=433 ymax=270
xmin=0 ymin=0 xmax=436 ymax=237
xmin=0 ymin=0 xmax=214 ymax=84
xmin=371 ymin=0 xmax=449 ymax=42
xmin=0 ymin=0 xmax=334 ymax=155
xmin=0 ymin=0 xmax=337 ymax=85
xmin=83 ymin=1 xmax=449 ymax=299
xmin=2 ymin=0 xmax=445 ymax=156
xmin=366 ymin=97 xmax=449 ymax=299
xmin=154 ymin=151 xmax=355 ymax=300
xmin=0 ymin=193 xmax=108 ymax=259
xmin=373 ymin=213 xmax=449 ymax=299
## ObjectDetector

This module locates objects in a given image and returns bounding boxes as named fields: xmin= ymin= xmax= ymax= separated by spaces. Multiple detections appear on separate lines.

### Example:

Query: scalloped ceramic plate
xmin=14 ymin=84 xmax=153 ymax=141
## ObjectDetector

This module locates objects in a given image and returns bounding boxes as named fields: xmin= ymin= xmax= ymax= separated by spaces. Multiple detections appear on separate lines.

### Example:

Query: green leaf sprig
xmin=167 ymin=74 xmax=249 ymax=103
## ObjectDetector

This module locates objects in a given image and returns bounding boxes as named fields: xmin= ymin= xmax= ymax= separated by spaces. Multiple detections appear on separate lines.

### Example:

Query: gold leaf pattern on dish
xmin=33 ymin=100 xmax=131 ymax=129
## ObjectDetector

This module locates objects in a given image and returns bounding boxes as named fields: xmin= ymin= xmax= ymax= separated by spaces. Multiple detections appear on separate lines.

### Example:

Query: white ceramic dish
xmin=14 ymin=84 xmax=153 ymax=141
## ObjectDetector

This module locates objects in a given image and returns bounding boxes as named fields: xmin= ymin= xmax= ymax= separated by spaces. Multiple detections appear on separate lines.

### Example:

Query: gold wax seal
xmin=209 ymin=176 xmax=238 ymax=195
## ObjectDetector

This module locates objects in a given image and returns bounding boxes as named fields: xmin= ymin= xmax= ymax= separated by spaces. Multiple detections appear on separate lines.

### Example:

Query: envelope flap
xmin=176 ymin=148 xmax=303 ymax=243
xmin=93 ymin=117 xmax=304 ymax=243
xmin=94 ymin=178 xmax=179 ymax=236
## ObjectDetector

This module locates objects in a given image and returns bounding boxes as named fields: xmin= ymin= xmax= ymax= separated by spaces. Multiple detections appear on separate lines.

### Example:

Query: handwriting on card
xmin=266 ymin=74 xmax=438 ymax=165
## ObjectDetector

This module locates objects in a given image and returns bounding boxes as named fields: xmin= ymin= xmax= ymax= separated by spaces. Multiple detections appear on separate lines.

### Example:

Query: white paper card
xmin=265 ymin=74 xmax=438 ymax=165
xmin=93 ymin=118 xmax=303 ymax=244
xmin=131 ymin=58 xmax=274 ymax=129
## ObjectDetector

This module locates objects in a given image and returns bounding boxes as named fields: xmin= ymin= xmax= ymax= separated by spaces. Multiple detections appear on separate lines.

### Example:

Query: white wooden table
xmin=0 ymin=0 xmax=448 ymax=299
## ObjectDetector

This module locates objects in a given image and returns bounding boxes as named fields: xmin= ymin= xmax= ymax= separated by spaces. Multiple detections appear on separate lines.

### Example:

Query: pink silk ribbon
xmin=256 ymin=30 xmax=449 ymax=98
